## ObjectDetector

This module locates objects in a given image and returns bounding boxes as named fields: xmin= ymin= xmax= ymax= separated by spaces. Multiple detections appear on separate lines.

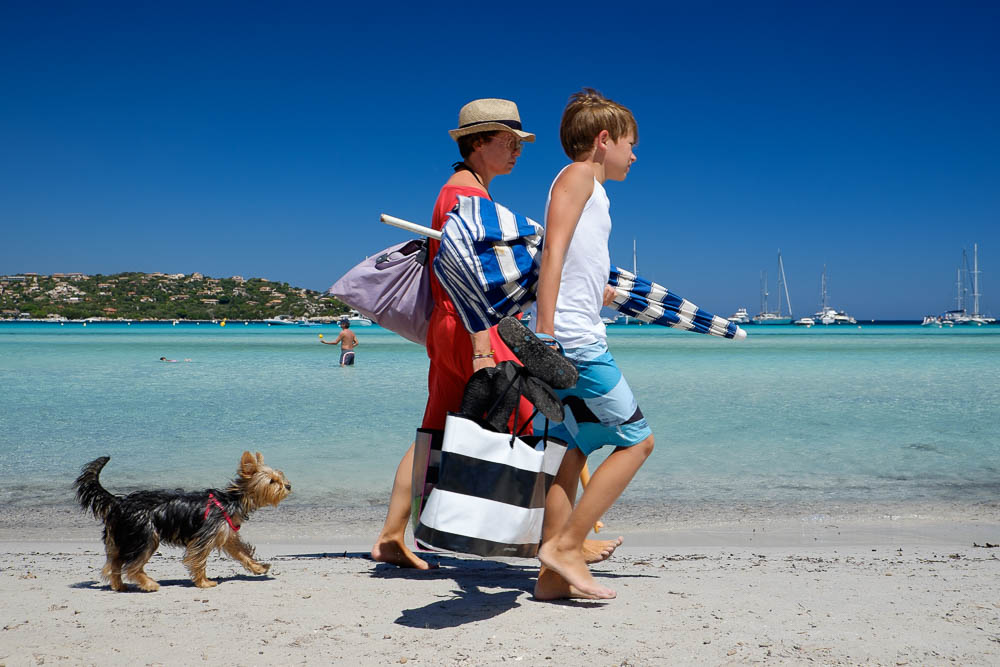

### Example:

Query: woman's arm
xmin=470 ymin=330 xmax=495 ymax=371
xmin=535 ymin=164 xmax=595 ymax=337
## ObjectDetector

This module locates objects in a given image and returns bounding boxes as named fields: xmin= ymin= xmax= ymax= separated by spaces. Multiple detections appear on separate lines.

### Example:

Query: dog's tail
xmin=74 ymin=456 xmax=118 ymax=520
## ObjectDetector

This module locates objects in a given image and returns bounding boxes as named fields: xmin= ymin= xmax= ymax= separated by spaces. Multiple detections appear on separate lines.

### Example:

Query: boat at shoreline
xmin=752 ymin=251 xmax=793 ymax=325
xmin=264 ymin=315 xmax=296 ymax=325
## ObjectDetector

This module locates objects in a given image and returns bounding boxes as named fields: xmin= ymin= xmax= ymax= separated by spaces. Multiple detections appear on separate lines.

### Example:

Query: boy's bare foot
xmin=584 ymin=536 xmax=623 ymax=563
xmin=371 ymin=538 xmax=434 ymax=569
xmin=537 ymin=541 xmax=616 ymax=600
xmin=534 ymin=566 xmax=594 ymax=600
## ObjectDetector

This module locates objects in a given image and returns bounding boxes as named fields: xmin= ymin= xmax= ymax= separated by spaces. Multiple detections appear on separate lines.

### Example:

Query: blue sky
xmin=2 ymin=1 xmax=998 ymax=319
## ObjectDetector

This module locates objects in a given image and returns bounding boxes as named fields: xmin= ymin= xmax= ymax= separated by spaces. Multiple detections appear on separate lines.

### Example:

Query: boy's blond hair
xmin=559 ymin=88 xmax=638 ymax=160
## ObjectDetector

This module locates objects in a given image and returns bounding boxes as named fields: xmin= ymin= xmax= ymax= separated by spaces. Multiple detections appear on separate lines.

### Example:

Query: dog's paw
xmin=194 ymin=578 xmax=218 ymax=588
xmin=249 ymin=562 xmax=270 ymax=575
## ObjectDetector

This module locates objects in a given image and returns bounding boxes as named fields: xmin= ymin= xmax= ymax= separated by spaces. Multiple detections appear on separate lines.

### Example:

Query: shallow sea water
xmin=1 ymin=322 xmax=998 ymax=521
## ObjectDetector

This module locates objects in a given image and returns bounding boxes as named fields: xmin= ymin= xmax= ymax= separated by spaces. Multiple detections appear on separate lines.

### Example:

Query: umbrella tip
xmin=734 ymin=327 xmax=748 ymax=341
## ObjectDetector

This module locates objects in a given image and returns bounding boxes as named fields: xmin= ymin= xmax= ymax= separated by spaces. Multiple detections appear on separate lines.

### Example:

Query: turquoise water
xmin=1 ymin=322 xmax=998 ymax=515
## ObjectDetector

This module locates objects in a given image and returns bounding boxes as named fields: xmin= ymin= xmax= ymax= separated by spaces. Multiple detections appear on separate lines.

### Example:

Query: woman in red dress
xmin=371 ymin=99 xmax=535 ymax=568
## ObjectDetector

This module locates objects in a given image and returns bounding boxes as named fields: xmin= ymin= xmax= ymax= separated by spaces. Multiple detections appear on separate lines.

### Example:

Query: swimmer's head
xmin=340 ymin=320 xmax=350 ymax=329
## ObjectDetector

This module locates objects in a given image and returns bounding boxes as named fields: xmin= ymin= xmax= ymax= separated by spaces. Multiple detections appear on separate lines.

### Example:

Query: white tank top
xmin=544 ymin=166 xmax=610 ymax=348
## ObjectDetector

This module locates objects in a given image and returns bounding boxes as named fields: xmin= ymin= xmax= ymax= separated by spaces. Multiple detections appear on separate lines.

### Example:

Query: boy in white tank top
xmin=534 ymin=89 xmax=655 ymax=601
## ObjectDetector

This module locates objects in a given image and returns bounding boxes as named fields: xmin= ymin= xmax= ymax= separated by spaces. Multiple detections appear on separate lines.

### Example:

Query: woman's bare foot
xmin=583 ymin=536 xmax=623 ymax=563
xmin=371 ymin=537 xmax=433 ymax=569
xmin=534 ymin=566 xmax=593 ymax=600
xmin=537 ymin=541 xmax=615 ymax=600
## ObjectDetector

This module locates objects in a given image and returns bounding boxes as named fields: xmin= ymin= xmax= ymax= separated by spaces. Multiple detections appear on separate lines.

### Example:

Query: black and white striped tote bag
xmin=414 ymin=413 xmax=567 ymax=558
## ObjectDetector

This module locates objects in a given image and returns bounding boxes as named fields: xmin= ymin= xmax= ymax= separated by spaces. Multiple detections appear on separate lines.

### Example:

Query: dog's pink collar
xmin=204 ymin=493 xmax=240 ymax=532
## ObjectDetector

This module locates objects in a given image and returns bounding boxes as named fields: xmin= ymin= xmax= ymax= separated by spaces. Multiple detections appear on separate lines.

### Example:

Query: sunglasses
xmin=494 ymin=134 xmax=523 ymax=152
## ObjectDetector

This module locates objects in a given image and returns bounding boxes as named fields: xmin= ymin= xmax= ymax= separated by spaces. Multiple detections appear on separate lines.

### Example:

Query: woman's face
xmin=476 ymin=132 xmax=523 ymax=176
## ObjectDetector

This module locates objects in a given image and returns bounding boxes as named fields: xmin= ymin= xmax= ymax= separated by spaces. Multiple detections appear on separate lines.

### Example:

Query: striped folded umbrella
xmin=433 ymin=196 xmax=543 ymax=333
xmin=608 ymin=267 xmax=747 ymax=340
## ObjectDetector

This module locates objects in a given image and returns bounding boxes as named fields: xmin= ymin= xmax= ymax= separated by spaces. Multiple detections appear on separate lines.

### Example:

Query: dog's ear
xmin=240 ymin=451 xmax=258 ymax=476
xmin=255 ymin=452 xmax=264 ymax=465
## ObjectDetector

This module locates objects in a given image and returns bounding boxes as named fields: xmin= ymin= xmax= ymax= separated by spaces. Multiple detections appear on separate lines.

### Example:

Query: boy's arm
xmin=535 ymin=164 xmax=595 ymax=337
xmin=332 ymin=332 xmax=345 ymax=344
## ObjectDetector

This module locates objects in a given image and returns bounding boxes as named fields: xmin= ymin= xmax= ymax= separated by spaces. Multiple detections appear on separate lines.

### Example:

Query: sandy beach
xmin=3 ymin=507 xmax=1000 ymax=666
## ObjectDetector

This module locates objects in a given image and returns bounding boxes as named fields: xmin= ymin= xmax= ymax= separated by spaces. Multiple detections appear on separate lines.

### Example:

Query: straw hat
xmin=448 ymin=98 xmax=535 ymax=142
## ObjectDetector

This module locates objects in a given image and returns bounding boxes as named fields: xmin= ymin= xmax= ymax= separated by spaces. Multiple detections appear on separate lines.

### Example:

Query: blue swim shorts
xmin=536 ymin=341 xmax=651 ymax=456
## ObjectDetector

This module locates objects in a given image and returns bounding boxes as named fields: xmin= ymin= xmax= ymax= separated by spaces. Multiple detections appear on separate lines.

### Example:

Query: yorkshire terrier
xmin=74 ymin=451 xmax=291 ymax=592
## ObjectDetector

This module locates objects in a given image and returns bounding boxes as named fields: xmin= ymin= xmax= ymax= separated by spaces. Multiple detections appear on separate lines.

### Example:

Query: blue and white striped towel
xmin=434 ymin=196 xmax=543 ymax=333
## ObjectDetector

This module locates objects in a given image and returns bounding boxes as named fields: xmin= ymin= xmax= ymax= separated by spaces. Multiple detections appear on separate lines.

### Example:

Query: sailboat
xmin=813 ymin=265 xmax=856 ymax=325
xmin=752 ymin=250 xmax=793 ymax=325
xmin=939 ymin=244 xmax=995 ymax=325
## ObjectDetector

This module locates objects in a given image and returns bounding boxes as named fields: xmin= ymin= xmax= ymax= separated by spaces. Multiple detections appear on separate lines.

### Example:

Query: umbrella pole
xmin=380 ymin=213 xmax=443 ymax=241
xmin=579 ymin=463 xmax=605 ymax=533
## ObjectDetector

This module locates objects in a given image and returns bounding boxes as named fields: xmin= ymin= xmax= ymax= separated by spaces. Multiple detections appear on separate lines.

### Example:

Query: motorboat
xmin=813 ymin=267 xmax=856 ymax=324
xmin=727 ymin=308 xmax=750 ymax=324
xmin=340 ymin=309 xmax=373 ymax=326
xmin=264 ymin=315 xmax=296 ymax=325
xmin=793 ymin=316 xmax=815 ymax=327
xmin=815 ymin=306 xmax=857 ymax=325
xmin=297 ymin=319 xmax=321 ymax=327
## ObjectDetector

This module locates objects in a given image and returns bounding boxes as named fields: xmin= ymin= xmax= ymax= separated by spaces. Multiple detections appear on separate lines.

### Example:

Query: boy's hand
xmin=603 ymin=284 xmax=617 ymax=307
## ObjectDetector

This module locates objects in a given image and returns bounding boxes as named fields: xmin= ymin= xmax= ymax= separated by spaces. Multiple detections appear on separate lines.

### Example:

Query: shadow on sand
xmin=278 ymin=551 xmax=651 ymax=628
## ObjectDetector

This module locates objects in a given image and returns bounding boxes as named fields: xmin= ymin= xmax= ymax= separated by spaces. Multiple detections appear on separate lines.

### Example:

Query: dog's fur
xmin=74 ymin=451 xmax=291 ymax=592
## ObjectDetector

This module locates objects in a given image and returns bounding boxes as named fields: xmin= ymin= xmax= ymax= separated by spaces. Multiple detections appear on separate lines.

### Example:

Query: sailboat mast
xmin=821 ymin=264 xmax=828 ymax=310
xmin=972 ymin=243 xmax=981 ymax=316
xmin=632 ymin=238 xmax=637 ymax=275
xmin=955 ymin=267 xmax=962 ymax=312
xmin=778 ymin=250 xmax=792 ymax=317
xmin=760 ymin=270 xmax=769 ymax=314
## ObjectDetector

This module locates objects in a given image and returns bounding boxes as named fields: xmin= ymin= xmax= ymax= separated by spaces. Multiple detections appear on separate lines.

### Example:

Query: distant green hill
xmin=0 ymin=272 xmax=349 ymax=321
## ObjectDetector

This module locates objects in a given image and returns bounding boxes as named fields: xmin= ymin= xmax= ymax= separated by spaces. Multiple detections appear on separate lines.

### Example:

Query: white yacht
xmin=728 ymin=308 xmax=750 ymax=324
xmin=813 ymin=266 xmax=856 ymax=324
xmin=264 ymin=315 xmax=296 ymax=325
xmin=793 ymin=316 xmax=815 ymax=326
xmin=341 ymin=309 xmax=373 ymax=326
xmin=752 ymin=251 xmax=793 ymax=325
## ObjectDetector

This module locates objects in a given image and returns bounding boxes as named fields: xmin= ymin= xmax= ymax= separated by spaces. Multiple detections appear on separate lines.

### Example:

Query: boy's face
xmin=605 ymin=132 xmax=637 ymax=182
